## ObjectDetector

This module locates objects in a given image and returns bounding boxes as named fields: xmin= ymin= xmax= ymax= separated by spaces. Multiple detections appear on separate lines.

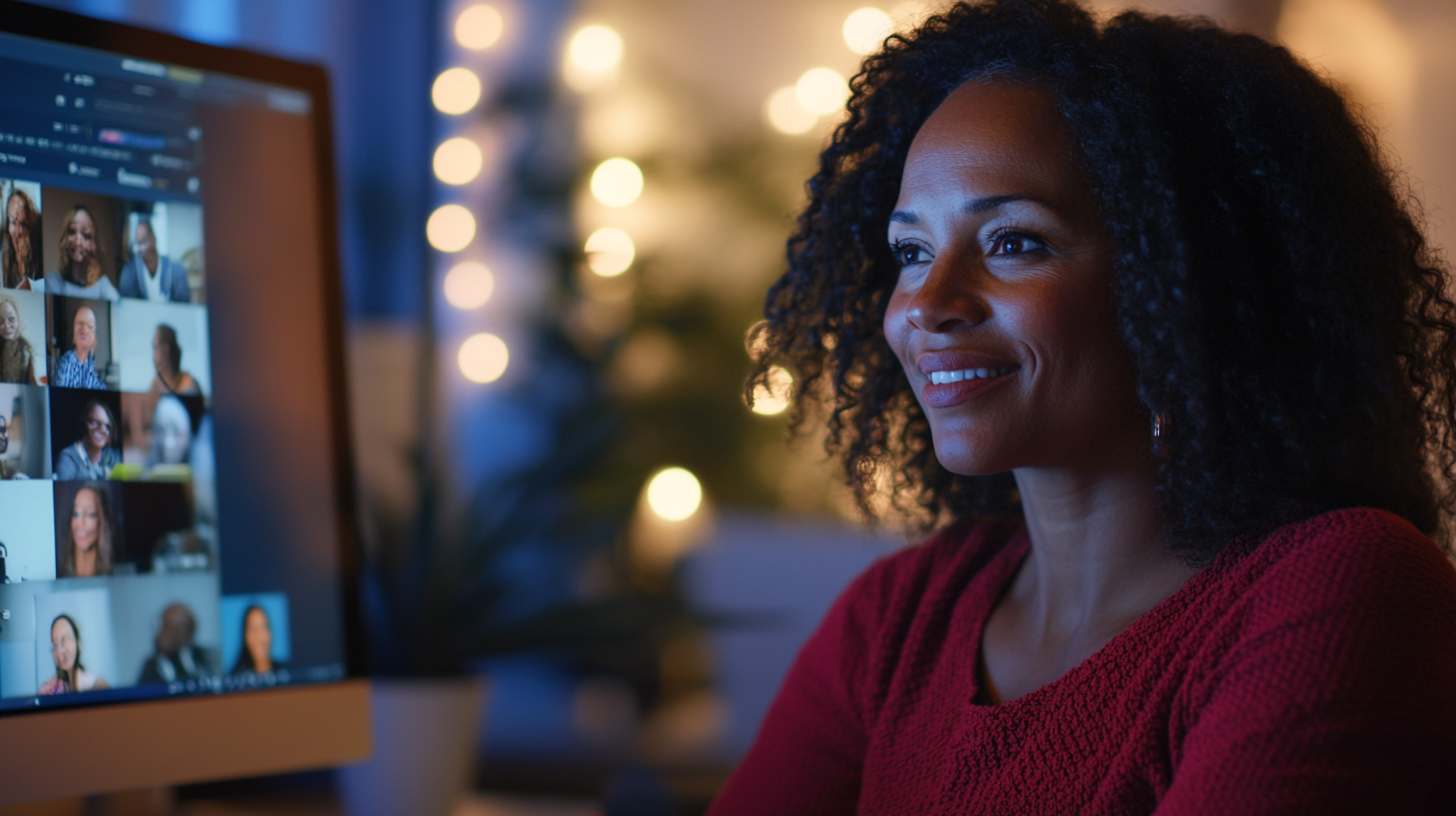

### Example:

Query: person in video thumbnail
xmin=0 ymin=410 xmax=28 ymax=480
xmin=138 ymin=602 xmax=212 ymax=685
xmin=150 ymin=324 xmax=199 ymax=396
xmin=58 ymin=483 xmax=115 ymax=578
xmin=150 ymin=395 xmax=192 ymax=466
xmin=54 ymin=305 xmax=107 ymax=390
xmin=119 ymin=217 xmax=190 ymax=303
xmin=56 ymin=400 xmax=120 ymax=480
xmin=44 ymin=205 xmax=119 ymax=301
xmin=0 ymin=293 xmax=37 ymax=384
xmin=38 ymin=613 xmax=109 ymax=694
xmin=231 ymin=605 xmax=285 ymax=676
xmin=3 ymin=188 xmax=40 ymax=290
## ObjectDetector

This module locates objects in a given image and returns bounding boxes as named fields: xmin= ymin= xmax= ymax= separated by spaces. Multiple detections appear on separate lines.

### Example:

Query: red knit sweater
xmin=708 ymin=508 xmax=1456 ymax=815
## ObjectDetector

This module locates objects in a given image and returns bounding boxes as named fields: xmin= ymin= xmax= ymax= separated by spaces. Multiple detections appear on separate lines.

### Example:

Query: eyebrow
xmin=889 ymin=194 xmax=1051 ymax=224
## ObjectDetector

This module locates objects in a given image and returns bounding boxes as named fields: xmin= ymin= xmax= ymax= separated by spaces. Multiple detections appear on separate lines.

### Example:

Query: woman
xmin=711 ymin=2 xmax=1456 ymax=813
xmin=2 ymin=188 xmax=40 ymax=290
xmin=55 ymin=400 xmax=120 ymax=481
xmin=0 ymin=293 xmax=37 ymax=384
xmin=38 ymin=614 xmax=108 ymax=694
xmin=150 ymin=324 xmax=200 ymax=396
xmin=57 ymin=483 xmax=115 ymax=578
xmin=43 ymin=205 xmax=119 ymax=301
xmin=53 ymin=305 xmax=107 ymax=390
xmin=230 ymin=605 xmax=284 ymax=675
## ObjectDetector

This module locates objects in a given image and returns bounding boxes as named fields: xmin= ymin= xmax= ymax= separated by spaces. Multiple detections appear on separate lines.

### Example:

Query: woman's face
xmin=84 ymin=404 xmax=111 ymax=451
xmin=6 ymin=195 xmax=26 ymax=246
xmin=66 ymin=209 xmax=97 ymax=267
xmin=71 ymin=487 xmax=101 ymax=556
xmin=0 ymin=301 xmax=18 ymax=341
xmin=244 ymin=608 xmax=272 ymax=664
xmin=73 ymin=307 xmax=96 ymax=356
xmin=884 ymin=81 xmax=1145 ymax=476
xmin=51 ymin=619 xmax=78 ymax=673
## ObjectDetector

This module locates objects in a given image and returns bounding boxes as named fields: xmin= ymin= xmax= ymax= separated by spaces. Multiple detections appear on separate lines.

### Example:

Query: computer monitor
xmin=0 ymin=1 xmax=369 ymax=804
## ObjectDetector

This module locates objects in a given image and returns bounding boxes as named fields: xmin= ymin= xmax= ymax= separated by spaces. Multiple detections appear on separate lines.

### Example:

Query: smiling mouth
xmin=927 ymin=366 xmax=1017 ymax=385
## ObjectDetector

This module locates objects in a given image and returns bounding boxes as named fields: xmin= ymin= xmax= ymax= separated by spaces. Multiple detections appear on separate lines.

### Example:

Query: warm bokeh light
xmin=590 ymin=157 xmax=644 ymax=207
xmin=432 ymin=67 xmax=482 ymax=115
xmin=567 ymin=25 xmax=624 ymax=74
xmin=426 ymin=204 xmax=476 ymax=252
xmin=443 ymin=261 xmax=495 ymax=308
xmin=751 ymin=365 xmax=794 ymax=416
xmin=843 ymin=8 xmax=894 ymax=55
xmin=433 ymin=137 xmax=484 ymax=185
xmin=458 ymin=333 xmax=509 ymax=383
xmin=585 ymin=227 xmax=636 ymax=276
xmin=764 ymin=86 xmax=818 ymax=135
xmin=795 ymin=67 xmax=849 ymax=116
xmin=455 ymin=5 xmax=505 ymax=50
xmin=1277 ymin=0 xmax=1416 ymax=121
xmin=645 ymin=467 xmax=703 ymax=522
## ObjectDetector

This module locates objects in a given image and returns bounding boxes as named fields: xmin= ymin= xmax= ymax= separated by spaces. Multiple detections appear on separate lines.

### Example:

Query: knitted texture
xmin=708 ymin=508 xmax=1456 ymax=815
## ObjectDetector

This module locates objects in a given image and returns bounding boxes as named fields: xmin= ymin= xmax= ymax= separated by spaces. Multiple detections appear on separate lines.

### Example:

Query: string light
xmin=455 ymin=5 xmax=505 ymax=50
xmin=427 ymin=204 xmax=476 ymax=252
xmin=843 ymin=8 xmax=894 ymax=55
xmin=432 ymin=67 xmax=482 ymax=115
xmin=458 ymin=333 xmax=509 ymax=383
xmin=795 ymin=67 xmax=849 ymax=116
xmin=764 ymin=86 xmax=818 ymax=135
xmin=590 ymin=157 xmax=644 ymax=207
xmin=443 ymin=261 xmax=494 ymax=308
xmin=433 ymin=137 xmax=484 ymax=185
xmin=645 ymin=467 xmax=703 ymax=521
xmin=564 ymin=24 xmax=623 ymax=91
xmin=585 ymin=227 xmax=636 ymax=276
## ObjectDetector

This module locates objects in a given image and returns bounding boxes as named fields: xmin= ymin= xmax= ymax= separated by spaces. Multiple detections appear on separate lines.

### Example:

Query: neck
xmin=84 ymin=441 xmax=103 ymax=462
xmin=76 ymin=546 xmax=97 ymax=575
xmin=1010 ymin=445 xmax=1195 ymax=636
xmin=145 ymin=255 xmax=158 ymax=275
xmin=254 ymin=654 xmax=273 ymax=673
xmin=75 ymin=347 xmax=92 ymax=362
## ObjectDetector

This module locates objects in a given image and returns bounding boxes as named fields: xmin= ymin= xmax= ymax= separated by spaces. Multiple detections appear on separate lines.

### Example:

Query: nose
xmin=903 ymin=253 xmax=991 ymax=334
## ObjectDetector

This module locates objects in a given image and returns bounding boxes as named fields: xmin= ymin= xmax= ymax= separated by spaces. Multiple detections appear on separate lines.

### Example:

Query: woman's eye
xmin=990 ymin=232 xmax=1046 ymax=256
xmin=892 ymin=242 xmax=929 ymax=266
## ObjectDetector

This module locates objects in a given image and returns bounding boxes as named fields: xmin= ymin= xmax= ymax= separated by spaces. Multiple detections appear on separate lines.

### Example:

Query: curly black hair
xmin=748 ymin=0 xmax=1456 ymax=563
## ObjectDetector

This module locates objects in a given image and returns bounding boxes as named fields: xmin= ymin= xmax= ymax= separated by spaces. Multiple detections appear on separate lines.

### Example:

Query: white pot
xmin=338 ymin=677 xmax=488 ymax=816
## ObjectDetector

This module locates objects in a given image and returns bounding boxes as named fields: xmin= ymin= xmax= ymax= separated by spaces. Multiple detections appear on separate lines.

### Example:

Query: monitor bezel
xmin=0 ymin=0 xmax=370 ymax=803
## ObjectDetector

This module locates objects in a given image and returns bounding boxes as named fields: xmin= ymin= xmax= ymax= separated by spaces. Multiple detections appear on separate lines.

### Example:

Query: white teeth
xmin=929 ymin=367 xmax=1016 ymax=385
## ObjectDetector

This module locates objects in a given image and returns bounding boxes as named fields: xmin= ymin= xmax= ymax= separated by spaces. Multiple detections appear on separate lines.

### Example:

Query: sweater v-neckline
xmin=963 ymin=527 xmax=1230 ymax=709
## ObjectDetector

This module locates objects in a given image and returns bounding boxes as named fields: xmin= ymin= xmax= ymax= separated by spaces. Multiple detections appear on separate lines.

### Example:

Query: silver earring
xmin=1151 ymin=413 xmax=1170 ymax=459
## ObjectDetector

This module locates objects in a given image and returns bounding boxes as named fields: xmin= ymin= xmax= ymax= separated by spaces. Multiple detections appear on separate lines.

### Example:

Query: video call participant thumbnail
xmin=55 ymin=397 xmax=121 ymax=480
xmin=2 ymin=182 xmax=41 ymax=291
xmin=0 ymin=409 xmax=24 ymax=481
xmin=119 ymin=482 xmax=205 ymax=573
xmin=38 ymin=613 xmax=109 ymax=695
xmin=151 ymin=324 xmax=201 ymax=396
xmin=43 ymin=205 xmax=119 ymax=302
xmin=0 ymin=292 xmax=39 ymax=384
xmin=232 ymin=605 xmax=286 ymax=676
xmin=137 ymin=602 xmax=214 ymax=685
xmin=53 ymin=302 xmax=110 ymax=390
xmin=119 ymin=217 xmax=190 ymax=303
xmin=55 ymin=481 xmax=121 ymax=578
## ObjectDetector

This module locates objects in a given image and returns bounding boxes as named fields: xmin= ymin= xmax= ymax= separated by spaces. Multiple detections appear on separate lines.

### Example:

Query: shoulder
xmin=1239 ymin=507 xmax=1456 ymax=616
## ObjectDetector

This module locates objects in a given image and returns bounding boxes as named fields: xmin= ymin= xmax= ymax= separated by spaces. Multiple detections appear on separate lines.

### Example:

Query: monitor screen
xmin=0 ymin=13 xmax=358 ymax=723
